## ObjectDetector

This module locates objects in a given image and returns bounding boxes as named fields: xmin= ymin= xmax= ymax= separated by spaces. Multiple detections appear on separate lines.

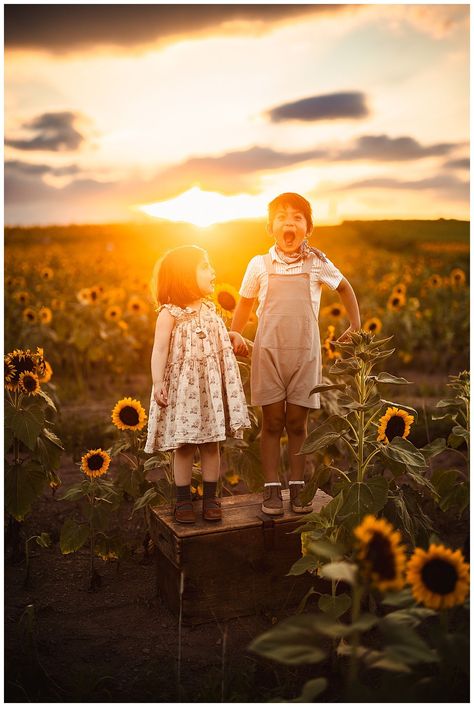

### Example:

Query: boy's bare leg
xmin=285 ymin=403 xmax=309 ymax=480
xmin=261 ymin=401 xmax=286 ymax=481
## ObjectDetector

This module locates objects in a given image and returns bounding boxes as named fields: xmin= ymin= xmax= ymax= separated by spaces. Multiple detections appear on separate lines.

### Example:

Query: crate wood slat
xmin=150 ymin=489 xmax=332 ymax=624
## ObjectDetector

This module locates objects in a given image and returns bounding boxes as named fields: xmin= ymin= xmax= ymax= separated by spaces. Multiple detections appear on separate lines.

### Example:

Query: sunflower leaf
xmin=379 ymin=437 xmax=426 ymax=468
xmin=5 ymin=460 xmax=46 ymax=521
xmin=319 ymin=561 xmax=358 ymax=586
xmin=60 ymin=518 xmax=90 ymax=554
xmin=378 ymin=620 xmax=440 ymax=665
xmin=249 ymin=614 xmax=328 ymax=664
xmin=420 ymin=437 xmax=446 ymax=460
xmin=291 ymin=677 xmax=328 ymax=702
xmin=5 ymin=404 xmax=45 ymax=451
xmin=337 ymin=477 xmax=388 ymax=529
xmin=372 ymin=372 xmax=412 ymax=385
xmin=309 ymin=382 xmax=346 ymax=395
xmin=300 ymin=415 xmax=350 ymax=455
xmin=329 ymin=358 xmax=361 ymax=375
xmin=318 ymin=592 xmax=352 ymax=619
xmin=380 ymin=399 xmax=418 ymax=417
xmin=286 ymin=555 xmax=318 ymax=576
xmin=368 ymin=348 xmax=396 ymax=362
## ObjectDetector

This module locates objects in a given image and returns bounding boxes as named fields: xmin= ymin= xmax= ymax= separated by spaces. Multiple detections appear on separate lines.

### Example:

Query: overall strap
xmin=263 ymin=253 xmax=275 ymax=274
xmin=302 ymin=254 xmax=314 ymax=274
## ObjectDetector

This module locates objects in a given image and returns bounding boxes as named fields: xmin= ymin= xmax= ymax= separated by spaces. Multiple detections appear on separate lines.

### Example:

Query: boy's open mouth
xmin=283 ymin=230 xmax=296 ymax=245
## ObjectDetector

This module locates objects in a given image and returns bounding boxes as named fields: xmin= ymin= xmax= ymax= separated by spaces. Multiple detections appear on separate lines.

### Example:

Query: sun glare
xmin=135 ymin=187 xmax=269 ymax=227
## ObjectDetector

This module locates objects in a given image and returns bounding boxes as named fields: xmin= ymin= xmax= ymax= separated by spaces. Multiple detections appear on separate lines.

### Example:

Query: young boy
xmin=229 ymin=193 xmax=360 ymax=516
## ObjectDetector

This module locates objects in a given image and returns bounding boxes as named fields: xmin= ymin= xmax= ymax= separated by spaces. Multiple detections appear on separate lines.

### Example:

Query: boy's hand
xmin=229 ymin=331 xmax=249 ymax=356
xmin=153 ymin=382 xmax=168 ymax=407
xmin=336 ymin=326 xmax=358 ymax=343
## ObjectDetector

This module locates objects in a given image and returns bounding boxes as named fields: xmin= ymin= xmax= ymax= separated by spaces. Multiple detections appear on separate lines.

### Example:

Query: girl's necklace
xmin=194 ymin=303 xmax=207 ymax=339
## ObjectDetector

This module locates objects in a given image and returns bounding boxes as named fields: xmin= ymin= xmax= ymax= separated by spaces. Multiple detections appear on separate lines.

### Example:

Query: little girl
xmin=145 ymin=245 xmax=250 ymax=524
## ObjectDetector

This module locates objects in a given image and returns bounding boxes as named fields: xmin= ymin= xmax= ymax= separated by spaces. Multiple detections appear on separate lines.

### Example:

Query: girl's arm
xmin=229 ymin=296 xmax=255 ymax=355
xmin=335 ymin=277 xmax=361 ymax=340
xmin=151 ymin=308 xmax=175 ymax=406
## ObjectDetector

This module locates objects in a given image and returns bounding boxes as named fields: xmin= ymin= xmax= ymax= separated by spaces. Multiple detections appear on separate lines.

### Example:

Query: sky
xmin=4 ymin=3 xmax=470 ymax=226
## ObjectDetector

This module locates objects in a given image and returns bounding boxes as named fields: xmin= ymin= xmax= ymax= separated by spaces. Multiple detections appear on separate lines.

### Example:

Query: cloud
xmin=5 ymin=4 xmax=349 ymax=52
xmin=342 ymin=173 xmax=469 ymax=200
xmin=5 ymin=111 xmax=85 ymax=151
xmin=267 ymin=92 xmax=369 ymax=123
xmin=443 ymin=158 xmax=469 ymax=170
xmin=5 ymin=159 xmax=81 ymax=177
xmin=338 ymin=135 xmax=458 ymax=161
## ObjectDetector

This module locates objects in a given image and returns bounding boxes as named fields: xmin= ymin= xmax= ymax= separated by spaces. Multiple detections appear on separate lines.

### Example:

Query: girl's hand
xmin=153 ymin=382 xmax=168 ymax=407
xmin=229 ymin=331 xmax=249 ymax=357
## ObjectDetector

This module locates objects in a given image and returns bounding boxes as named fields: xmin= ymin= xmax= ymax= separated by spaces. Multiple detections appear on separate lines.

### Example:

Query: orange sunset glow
xmin=4 ymin=4 xmax=469 ymax=226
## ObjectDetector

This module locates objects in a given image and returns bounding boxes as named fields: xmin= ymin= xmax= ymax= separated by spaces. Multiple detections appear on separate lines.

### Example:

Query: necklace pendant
xmin=195 ymin=327 xmax=207 ymax=339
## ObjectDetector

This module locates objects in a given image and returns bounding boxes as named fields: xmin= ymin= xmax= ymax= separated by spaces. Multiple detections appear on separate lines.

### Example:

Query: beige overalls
xmin=251 ymin=254 xmax=321 ymax=409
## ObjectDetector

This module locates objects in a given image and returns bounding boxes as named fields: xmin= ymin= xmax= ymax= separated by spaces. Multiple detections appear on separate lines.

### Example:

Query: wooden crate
xmin=149 ymin=488 xmax=332 ymax=624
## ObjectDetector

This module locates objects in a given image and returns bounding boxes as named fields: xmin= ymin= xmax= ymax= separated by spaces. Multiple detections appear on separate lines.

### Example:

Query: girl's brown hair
xmin=150 ymin=245 xmax=206 ymax=308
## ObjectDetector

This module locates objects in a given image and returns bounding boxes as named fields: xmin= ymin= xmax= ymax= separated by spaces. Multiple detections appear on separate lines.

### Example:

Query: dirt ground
xmin=4 ymin=370 xmax=468 ymax=703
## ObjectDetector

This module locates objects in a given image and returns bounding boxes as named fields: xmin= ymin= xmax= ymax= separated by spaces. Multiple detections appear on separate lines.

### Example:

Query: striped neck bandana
xmin=275 ymin=239 xmax=328 ymax=264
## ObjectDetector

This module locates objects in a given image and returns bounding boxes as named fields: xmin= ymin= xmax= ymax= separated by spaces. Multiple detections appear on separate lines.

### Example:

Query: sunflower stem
xmin=347 ymin=582 xmax=363 ymax=692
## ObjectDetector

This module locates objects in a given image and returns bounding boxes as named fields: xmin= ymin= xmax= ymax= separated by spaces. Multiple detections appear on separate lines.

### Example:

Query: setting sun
xmin=136 ymin=187 xmax=269 ymax=227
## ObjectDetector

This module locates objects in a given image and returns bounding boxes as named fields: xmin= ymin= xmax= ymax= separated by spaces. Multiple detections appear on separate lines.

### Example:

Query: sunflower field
xmin=4 ymin=218 xmax=469 ymax=702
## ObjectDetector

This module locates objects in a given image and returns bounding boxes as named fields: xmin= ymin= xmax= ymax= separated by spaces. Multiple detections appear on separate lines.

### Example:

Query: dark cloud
xmin=342 ymin=173 xmax=469 ymax=200
xmin=5 ymin=112 xmax=84 ymax=151
xmin=267 ymin=92 xmax=369 ymax=123
xmin=141 ymin=145 xmax=325 ymax=199
xmin=444 ymin=157 xmax=470 ymax=170
xmin=5 ymin=4 xmax=348 ymax=52
xmin=5 ymin=160 xmax=81 ymax=177
xmin=338 ymin=134 xmax=457 ymax=161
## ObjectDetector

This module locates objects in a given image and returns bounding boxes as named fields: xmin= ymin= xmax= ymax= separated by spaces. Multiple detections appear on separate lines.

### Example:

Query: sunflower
xmin=14 ymin=291 xmax=30 ymax=306
xmin=363 ymin=317 xmax=383 ymax=335
xmin=387 ymin=293 xmax=406 ymax=312
xmin=406 ymin=544 xmax=469 ymax=610
xmin=111 ymin=397 xmax=147 ymax=431
xmin=51 ymin=298 xmax=65 ymax=311
xmin=22 ymin=308 xmax=37 ymax=324
xmin=105 ymin=305 xmax=122 ymax=322
xmin=426 ymin=274 xmax=443 ymax=289
xmin=38 ymin=306 xmax=53 ymax=325
xmin=226 ymin=473 xmax=240 ymax=486
xmin=89 ymin=286 xmax=101 ymax=303
xmin=5 ymin=349 xmax=37 ymax=389
xmin=354 ymin=515 xmax=406 ymax=592
xmin=5 ymin=358 xmax=16 ymax=387
xmin=81 ymin=449 xmax=111 ymax=478
xmin=450 ymin=268 xmax=466 ymax=288
xmin=322 ymin=303 xmax=345 ymax=319
xmin=377 ymin=407 xmax=414 ymax=444
xmin=127 ymin=295 xmax=148 ymax=315
xmin=38 ymin=360 xmax=53 ymax=384
xmin=213 ymin=283 xmax=239 ymax=314
xmin=77 ymin=288 xmax=92 ymax=305
xmin=391 ymin=283 xmax=407 ymax=296
xmin=322 ymin=325 xmax=340 ymax=360
xmin=40 ymin=267 xmax=54 ymax=281
xmin=19 ymin=371 xmax=41 ymax=396
xmin=118 ymin=320 xmax=129 ymax=332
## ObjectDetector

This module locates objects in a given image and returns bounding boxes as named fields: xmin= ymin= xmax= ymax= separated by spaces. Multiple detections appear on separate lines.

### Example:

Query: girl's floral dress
xmin=145 ymin=301 xmax=250 ymax=452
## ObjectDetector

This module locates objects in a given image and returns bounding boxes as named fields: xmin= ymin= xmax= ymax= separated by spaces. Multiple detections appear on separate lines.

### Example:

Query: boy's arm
xmin=151 ymin=308 xmax=175 ymax=406
xmin=336 ymin=277 xmax=361 ymax=340
xmin=230 ymin=296 xmax=255 ymax=333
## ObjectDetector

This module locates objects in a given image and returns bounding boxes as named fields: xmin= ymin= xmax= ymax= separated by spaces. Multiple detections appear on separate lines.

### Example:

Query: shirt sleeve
xmin=239 ymin=255 xmax=262 ymax=298
xmin=316 ymin=257 xmax=344 ymax=290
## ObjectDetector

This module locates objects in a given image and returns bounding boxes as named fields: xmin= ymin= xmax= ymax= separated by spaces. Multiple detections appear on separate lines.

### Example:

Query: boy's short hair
xmin=267 ymin=192 xmax=313 ymax=234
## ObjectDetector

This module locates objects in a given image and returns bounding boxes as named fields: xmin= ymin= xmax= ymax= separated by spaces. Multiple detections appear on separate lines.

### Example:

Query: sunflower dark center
xmin=385 ymin=415 xmax=406 ymax=442
xmin=421 ymin=558 xmax=458 ymax=595
xmin=119 ymin=406 xmax=140 ymax=426
xmin=369 ymin=322 xmax=377 ymax=331
xmin=218 ymin=292 xmax=236 ymax=311
xmin=331 ymin=307 xmax=341 ymax=316
xmin=11 ymin=356 xmax=36 ymax=383
xmin=90 ymin=291 xmax=98 ymax=301
xmin=366 ymin=532 xmax=396 ymax=580
xmin=27 ymin=311 xmax=35 ymax=320
xmin=87 ymin=454 xmax=105 ymax=471
xmin=392 ymin=297 xmax=400 ymax=306
xmin=22 ymin=375 xmax=37 ymax=392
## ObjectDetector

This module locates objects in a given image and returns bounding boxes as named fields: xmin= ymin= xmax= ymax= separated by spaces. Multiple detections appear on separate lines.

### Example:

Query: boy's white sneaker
xmin=261 ymin=483 xmax=283 ymax=516
xmin=289 ymin=481 xmax=314 ymax=514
